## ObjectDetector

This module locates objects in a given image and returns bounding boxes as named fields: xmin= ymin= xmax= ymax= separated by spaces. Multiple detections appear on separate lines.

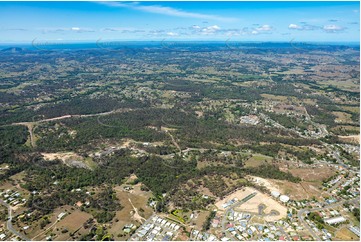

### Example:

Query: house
xmin=211 ymin=219 xmax=220 ymax=228
xmin=57 ymin=212 xmax=66 ymax=220
xmin=0 ymin=234 xmax=6 ymax=240
xmin=75 ymin=201 xmax=83 ymax=207
xmin=348 ymin=226 xmax=360 ymax=237
xmin=228 ymin=227 xmax=235 ymax=232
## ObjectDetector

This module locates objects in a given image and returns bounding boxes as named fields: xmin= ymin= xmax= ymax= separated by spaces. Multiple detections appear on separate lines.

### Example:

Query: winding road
xmin=0 ymin=199 xmax=30 ymax=241
xmin=3 ymin=108 xmax=135 ymax=148
xmin=297 ymin=197 xmax=360 ymax=240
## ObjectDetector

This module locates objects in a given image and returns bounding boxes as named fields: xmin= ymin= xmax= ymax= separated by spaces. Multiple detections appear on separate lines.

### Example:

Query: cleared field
xmin=270 ymin=180 xmax=324 ymax=200
xmin=193 ymin=210 xmax=210 ymax=231
xmin=332 ymin=111 xmax=353 ymax=123
xmin=248 ymin=175 xmax=281 ymax=193
xmin=244 ymin=154 xmax=272 ymax=168
xmin=109 ymin=185 xmax=153 ymax=240
xmin=57 ymin=211 xmax=91 ymax=231
xmin=331 ymin=125 xmax=359 ymax=134
xmin=52 ymin=210 xmax=92 ymax=241
xmin=334 ymin=227 xmax=360 ymax=241
xmin=26 ymin=206 xmax=74 ymax=240
xmin=275 ymin=68 xmax=306 ymax=75
xmin=273 ymin=104 xmax=306 ymax=115
xmin=215 ymin=187 xmax=287 ymax=222
xmin=41 ymin=152 xmax=92 ymax=169
xmin=302 ymin=98 xmax=317 ymax=105
xmin=249 ymin=169 xmax=330 ymax=201
xmin=338 ymin=135 xmax=360 ymax=144
xmin=343 ymin=106 xmax=360 ymax=113
xmin=286 ymin=166 xmax=337 ymax=183
xmin=260 ymin=94 xmax=288 ymax=101
xmin=317 ymin=80 xmax=360 ymax=92
xmin=42 ymin=152 xmax=80 ymax=161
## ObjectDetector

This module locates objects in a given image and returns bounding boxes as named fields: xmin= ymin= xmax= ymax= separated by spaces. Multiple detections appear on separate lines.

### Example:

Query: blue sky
xmin=0 ymin=1 xmax=359 ymax=43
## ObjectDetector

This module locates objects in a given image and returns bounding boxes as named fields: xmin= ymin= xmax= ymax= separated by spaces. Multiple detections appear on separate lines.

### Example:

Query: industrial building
xmin=324 ymin=216 xmax=346 ymax=225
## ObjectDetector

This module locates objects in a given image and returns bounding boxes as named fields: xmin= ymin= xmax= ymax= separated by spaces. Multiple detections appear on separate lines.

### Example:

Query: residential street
xmin=0 ymin=199 xmax=30 ymax=241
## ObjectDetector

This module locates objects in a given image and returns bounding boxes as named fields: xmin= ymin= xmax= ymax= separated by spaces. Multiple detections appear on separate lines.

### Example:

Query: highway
xmin=0 ymin=199 xmax=30 ymax=241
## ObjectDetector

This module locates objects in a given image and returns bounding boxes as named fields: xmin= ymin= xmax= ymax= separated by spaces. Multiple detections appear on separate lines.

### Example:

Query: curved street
xmin=0 ymin=199 xmax=30 ymax=241
xmin=297 ymin=197 xmax=360 ymax=241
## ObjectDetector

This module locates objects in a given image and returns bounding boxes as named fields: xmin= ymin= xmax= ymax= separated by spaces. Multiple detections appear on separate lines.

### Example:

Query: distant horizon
xmin=0 ymin=40 xmax=359 ymax=45
xmin=1 ymin=1 xmax=359 ymax=43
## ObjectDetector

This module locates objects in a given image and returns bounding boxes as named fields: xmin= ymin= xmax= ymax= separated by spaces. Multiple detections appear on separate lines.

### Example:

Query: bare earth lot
xmin=215 ymin=187 xmax=287 ymax=222
xmin=109 ymin=183 xmax=153 ymax=240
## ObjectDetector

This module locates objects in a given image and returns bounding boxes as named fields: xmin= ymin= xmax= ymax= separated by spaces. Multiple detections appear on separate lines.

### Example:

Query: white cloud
xmin=41 ymin=28 xmax=67 ymax=33
xmin=255 ymin=24 xmax=272 ymax=31
xmin=102 ymin=27 xmax=145 ymax=33
xmin=245 ymin=24 xmax=273 ymax=35
xmin=288 ymin=23 xmax=321 ymax=31
xmin=2 ymin=28 xmax=27 ymax=31
xmin=98 ymin=2 xmax=237 ymax=22
xmin=192 ymin=25 xmax=201 ymax=29
xmin=201 ymin=25 xmax=221 ymax=34
xmin=323 ymin=24 xmax=346 ymax=33
xmin=288 ymin=24 xmax=302 ymax=30
xmin=166 ymin=32 xmax=178 ymax=36
xmin=40 ymin=27 xmax=94 ymax=34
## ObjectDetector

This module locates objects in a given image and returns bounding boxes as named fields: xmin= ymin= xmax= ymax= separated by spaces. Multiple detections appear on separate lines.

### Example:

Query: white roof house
xmin=57 ymin=212 xmax=66 ymax=220
xmin=279 ymin=195 xmax=290 ymax=203
xmin=271 ymin=191 xmax=280 ymax=198
xmin=324 ymin=216 xmax=346 ymax=225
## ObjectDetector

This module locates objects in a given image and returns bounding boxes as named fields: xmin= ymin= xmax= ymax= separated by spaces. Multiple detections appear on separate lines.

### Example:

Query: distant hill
xmin=1 ymin=47 xmax=26 ymax=52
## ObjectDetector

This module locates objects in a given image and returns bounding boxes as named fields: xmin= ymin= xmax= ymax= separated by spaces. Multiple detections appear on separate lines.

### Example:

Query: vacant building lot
xmin=215 ymin=187 xmax=287 ymax=222
xmin=109 ymin=184 xmax=153 ymax=240
xmin=52 ymin=211 xmax=92 ymax=241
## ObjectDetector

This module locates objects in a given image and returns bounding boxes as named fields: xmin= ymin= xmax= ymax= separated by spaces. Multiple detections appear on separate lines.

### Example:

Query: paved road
xmin=297 ymin=197 xmax=360 ymax=241
xmin=221 ymin=192 xmax=257 ymax=239
xmin=0 ymin=200 xmax=30 ymax=241
xmin=327 ymin=177 xmax=344 ymax=194
xmin=276 ymin=224 xmax=291 ymax=241
xmin=2 ymin=108 xmax=135 ymax=148
xmin=323 ymin=143 xmax=358 ymax=173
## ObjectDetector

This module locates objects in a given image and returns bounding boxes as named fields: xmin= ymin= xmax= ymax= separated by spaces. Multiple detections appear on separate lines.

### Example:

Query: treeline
xmin=21 ymin=150 xmax=301 ymax=218
xmin=35 ymin=109 xmax=174 ymax=152
xmin=202 ymin=211 xmax=216 ymax=231
xmin=160 ymin=79 xmax=261 ymax=101
xmin=169 ymin=187 xmax=215 ymax=211
xmin=0 ymin=125 xmax=29 ymax=165
xmin=0 ymin=95 xmax=147 ymax=125
xmin=265 ymin=111 xmax=308 ymax=130
xmin=88 ymin=186 xmax=121 ymax=223
xmin=242 ymin=143 xmax=316 ymax=163
xmin=305 ymin=104 xmax=336 ymax=127
xmin=3 ymin=105 xmax=322 ymax=157
xmin=243 ymin=164 xmax=301 ymax=183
